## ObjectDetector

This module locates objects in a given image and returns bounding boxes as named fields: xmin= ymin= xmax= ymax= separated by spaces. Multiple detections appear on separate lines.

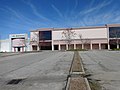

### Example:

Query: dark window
xmin=39 ymin=31 xmax=51 ymax=40
xmin=109 ymin=27 xmax=120 ymax=38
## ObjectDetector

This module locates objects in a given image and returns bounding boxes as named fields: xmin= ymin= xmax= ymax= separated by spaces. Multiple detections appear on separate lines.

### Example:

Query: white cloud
xmin=22 ymin=0 xmax=52 ymax=22
xmin=75 ymin=0 xmax=113 ymax=18
xmin=51 ymin=4 xmax=63 ymax=18
xmin=4 ymin=6 xmax=34 ymax=25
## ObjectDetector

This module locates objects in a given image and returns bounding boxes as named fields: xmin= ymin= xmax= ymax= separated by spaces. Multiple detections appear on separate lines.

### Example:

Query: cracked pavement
xmin=80 ymin=51 xmax=120 ymax=90
xmin=0 ymin=51 xmax=73 ymax=90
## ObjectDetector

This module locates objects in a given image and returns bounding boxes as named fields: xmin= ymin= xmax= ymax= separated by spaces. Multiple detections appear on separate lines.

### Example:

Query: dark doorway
xmin=101 ymin=44 xmax=108 ymax=49
xmin=110 ymin=44 xmax=117 ymax=49
xmin=32 ymin=45 xmax=37 ymax=51
xmin=18 ymin=47 xmax=21 ymax=52
xmin=40 ymin=42 xmax=52 ymax=50
xmin=54 ymin=45 xmax=58 ymax=50
xmin=41 ymin=46 xmax=52 ymax=50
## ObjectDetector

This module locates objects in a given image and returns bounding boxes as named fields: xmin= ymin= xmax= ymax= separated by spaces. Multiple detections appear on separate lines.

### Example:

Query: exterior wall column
xmin=37 ymin=46 xmax=39 ymax=51
xmin=117 ymin=44 xmax=119 ymax=49
xmin=74 ymin=44 xmax=76 ymax=49
xmin=14 ymin=48 xmax=16 ymax=52
xmin=52 ymin=45 xmax=54 ymax=51
xmin=31 ymin=45 xmax=33 ymax=51
xmin=59 ymin=44 xmax=61 ymax=50
xmin=108 ymin=44 xmax=110 ymax=50
xmin=106 ymin=25 xmax=110 ymax=50
xmin=99 ymin=43 xmax=101 ymax=50
xmin=66 ymin=44 xmax=68 ymax=50
xmin=82 ymin=44 xmax=84 ymax=49
xmin=90 ymin=43 xmax=92 ymax=50
xmin=22 ymin=47 xmax=24 ymax=52
xmin=52 ymin=43 xmax=54 ymax=51
xmin=52 ymin=40 xmax=54 ymax=51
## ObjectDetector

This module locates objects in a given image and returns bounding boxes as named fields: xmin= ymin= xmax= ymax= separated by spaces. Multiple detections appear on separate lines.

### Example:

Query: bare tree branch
xmin=78 ymin=34 xmax=90 ymax=44
xmin=62 ymin=28 xmax=76 ymax=49
xmin=30 ymin=32 xmax=40 ymax=50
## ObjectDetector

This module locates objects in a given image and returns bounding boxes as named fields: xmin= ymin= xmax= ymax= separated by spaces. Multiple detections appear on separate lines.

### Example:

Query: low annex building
xmin=0 ymin=34 xmax=30 ymax=52
xmin=30 ymin=24 xmax=120 ymax=51
xmin=9 ymin=34 xmax=28 ymax=52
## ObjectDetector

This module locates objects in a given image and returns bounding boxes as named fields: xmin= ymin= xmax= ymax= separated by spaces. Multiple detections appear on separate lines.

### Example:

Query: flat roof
xmin=106 ymin=24 xmax=120 ymax=27
xmin=30 ymin=24 xmax=120 ymax=32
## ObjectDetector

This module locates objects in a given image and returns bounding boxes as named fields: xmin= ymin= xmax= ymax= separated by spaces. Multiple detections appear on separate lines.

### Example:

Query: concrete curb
xmin=85 ymin=78 xmax=91 ymax=90
xmin=80 ymin=57 xmax=85 ymax=73
xmin=70 ymin=71 xmax=85 ymax=75
xmin=65 ymin=77 xmax=70 ymax=90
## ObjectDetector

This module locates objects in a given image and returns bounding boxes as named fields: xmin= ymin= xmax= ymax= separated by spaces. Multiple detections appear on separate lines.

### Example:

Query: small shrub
xmin=67 ymin=49 xmax=87 ymax=51
xmin=112 ymin=48 xmax=120 ymax=50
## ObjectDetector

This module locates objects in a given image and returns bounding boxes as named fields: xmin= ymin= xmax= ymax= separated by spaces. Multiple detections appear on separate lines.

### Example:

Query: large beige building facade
xmin=30 ymin=24 xmax=120 ymax=51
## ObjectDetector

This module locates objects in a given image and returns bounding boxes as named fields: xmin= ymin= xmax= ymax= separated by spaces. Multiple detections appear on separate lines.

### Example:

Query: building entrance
xmin=18 ymin=47 xmax=21 ymax=52
xmin=54 ymin=45 xmax=58 ymax=50
xmin=41 ymin=46 xmax=52 ymax=50
xmin=110 ymin=45 xmax=117 ymax=49
xmin=40 ymin=42 xmax=52 ymax=50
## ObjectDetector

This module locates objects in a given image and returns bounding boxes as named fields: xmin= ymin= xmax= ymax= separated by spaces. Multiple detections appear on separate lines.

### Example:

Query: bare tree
xmin=78 ymin=34 xmax=90 ymax=49
xmin=30 ymin=31 xmax=40 ymax=51
xmin=62 ymin=28 xmax=76 ymax=50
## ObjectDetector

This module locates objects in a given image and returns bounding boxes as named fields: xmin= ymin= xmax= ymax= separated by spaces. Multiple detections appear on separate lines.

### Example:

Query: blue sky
xmin=0 ymin=0 xmax=120 ymax=39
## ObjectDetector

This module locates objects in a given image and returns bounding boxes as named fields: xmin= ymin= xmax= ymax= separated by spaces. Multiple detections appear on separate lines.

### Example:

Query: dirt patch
xmin=68 ymin=76 xmax=87 ymax=90
xmin=71 ymin=51 xmax=82 ymax=72
xmin=66 ymin=51 xmax=91 ymax=90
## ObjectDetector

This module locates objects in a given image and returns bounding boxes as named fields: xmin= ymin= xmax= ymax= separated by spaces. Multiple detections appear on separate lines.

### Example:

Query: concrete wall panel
xmin=52 ymin=28 xmax=107 ymax=40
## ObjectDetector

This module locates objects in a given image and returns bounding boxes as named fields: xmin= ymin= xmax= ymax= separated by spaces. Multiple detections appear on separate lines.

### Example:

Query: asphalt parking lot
xmin=0 ymin=51 xmax=73 ymax=90
xmin=80 ymin=51 xmax=120 ymax=90
xmin=1 ymin=50 xmax=120 ymax=90
xmin=0 ymin=52 xmax=20 ymax=57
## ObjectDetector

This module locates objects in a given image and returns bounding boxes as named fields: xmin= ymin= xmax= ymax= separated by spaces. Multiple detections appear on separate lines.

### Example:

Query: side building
xmin=0 ymin=39 xmax=10 ymax=52
xmin=9 ymin=34 xmax=29 ymax=52
xmin=30 ymin=24 xmax=120 ymax=51
xmin=0 ymin=34 xmax=30 ymax=52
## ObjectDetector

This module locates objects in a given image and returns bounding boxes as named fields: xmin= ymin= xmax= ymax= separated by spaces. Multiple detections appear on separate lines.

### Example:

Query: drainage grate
xmin=7 ymin=79 xmax=23 ymax=85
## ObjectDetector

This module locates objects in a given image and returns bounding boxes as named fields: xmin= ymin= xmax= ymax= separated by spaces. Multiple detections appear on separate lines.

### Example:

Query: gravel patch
xmin=69 ymin=76 xmax=87 ymax=90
